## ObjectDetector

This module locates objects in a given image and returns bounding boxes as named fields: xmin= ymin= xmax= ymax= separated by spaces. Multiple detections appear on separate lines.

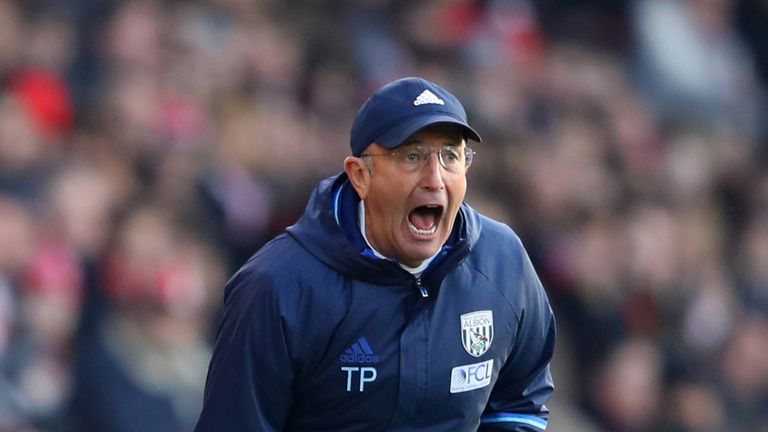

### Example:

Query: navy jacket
xmin=196 ymin=173 xmax=555 ymax=431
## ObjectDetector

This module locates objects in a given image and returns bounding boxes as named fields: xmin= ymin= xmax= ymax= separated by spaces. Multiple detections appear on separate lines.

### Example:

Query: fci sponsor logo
xmin=450 ymin=359 xmax=494 ymax=393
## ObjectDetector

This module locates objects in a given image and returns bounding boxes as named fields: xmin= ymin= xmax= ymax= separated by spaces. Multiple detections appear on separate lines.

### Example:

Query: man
xmin=195 ymin=77 xmax=555 ymax=431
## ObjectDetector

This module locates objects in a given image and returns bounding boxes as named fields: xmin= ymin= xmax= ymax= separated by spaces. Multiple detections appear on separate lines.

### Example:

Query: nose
xmin=418 ymin=152 xmax=445 ymax=190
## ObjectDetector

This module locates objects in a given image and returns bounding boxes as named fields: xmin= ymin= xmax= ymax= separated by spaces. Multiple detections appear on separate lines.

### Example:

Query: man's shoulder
xmin=465 ymin=210 xmax=533 ymax=283
xmin=464 ymin=213 xmax=550 ymax=319
xmin=224 ymin=232 xmax=344 ymax=304
xmin=472 ymin=212 xmax=524 ymax=254
xmin=248 ymin=232 xmax=315 ymax=270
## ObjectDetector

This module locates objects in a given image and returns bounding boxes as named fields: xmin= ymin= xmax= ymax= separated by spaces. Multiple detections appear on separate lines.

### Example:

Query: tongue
xmin=409 ymin=210 xmax=436 ymax=230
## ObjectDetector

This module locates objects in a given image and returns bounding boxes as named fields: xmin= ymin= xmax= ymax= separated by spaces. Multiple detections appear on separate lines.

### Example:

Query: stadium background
xmin=0 ymin=0 xmax=766 ymax=430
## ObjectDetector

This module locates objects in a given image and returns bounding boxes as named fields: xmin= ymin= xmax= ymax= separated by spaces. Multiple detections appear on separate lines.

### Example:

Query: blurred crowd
xmin=0 ymin=0 xmax=766 ymax=431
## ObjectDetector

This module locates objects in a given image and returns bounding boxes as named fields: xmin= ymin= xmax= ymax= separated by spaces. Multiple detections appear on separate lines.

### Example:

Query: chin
xmin=405 ymin=243 xmax=442 ymax=264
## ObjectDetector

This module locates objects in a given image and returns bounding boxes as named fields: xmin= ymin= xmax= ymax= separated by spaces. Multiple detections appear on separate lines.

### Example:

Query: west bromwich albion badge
xmin=461 ymin=310 xmax=494 ymax=357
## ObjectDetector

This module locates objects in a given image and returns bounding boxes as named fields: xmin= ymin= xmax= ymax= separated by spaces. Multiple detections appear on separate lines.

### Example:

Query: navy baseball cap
xmin=350 ymin=77 xmax=482 ymax=156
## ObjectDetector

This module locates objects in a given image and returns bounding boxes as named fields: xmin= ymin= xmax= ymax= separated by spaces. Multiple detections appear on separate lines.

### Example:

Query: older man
xmin=196 ymin=77 xmax=555 ymax=431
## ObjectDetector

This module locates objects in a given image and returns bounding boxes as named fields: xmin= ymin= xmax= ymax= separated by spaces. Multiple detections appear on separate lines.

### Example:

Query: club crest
xmin=460 ymin=310 xmax=494 ymax=357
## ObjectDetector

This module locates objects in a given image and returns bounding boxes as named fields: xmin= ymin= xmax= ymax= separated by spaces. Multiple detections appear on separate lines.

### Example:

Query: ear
xmin=344 ymin=156 xmax=370 ymax=200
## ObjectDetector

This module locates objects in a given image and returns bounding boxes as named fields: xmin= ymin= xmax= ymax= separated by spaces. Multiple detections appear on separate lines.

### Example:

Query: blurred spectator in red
xmin=7 ymin=240 xmax=83 ymax=432
xmin=69 ymin=205 xmax=224 ymax=432
xmin=8 ymin=69 xmax=73 ymax=143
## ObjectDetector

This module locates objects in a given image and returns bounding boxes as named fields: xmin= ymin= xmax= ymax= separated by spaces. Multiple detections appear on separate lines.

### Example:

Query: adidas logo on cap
xmin=413 ymin=89 xmax=445 ymax=106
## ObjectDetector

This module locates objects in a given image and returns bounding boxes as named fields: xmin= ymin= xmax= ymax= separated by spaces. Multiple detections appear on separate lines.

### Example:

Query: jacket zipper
xmin=415 ymin=277 xmax=429 ymax=298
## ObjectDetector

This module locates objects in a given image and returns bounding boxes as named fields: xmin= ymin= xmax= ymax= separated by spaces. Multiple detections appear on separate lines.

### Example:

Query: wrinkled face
xmin=345 ymin=124 xmax=469 ymax=267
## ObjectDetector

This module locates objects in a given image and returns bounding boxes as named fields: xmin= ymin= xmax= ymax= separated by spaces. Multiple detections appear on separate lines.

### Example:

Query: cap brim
xmin=373 ymin=114 xmax=482 ymax=150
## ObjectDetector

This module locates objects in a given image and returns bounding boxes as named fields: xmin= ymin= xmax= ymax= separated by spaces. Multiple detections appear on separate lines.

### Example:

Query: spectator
xmin=69 ymin=205 xmax=223 ymax=432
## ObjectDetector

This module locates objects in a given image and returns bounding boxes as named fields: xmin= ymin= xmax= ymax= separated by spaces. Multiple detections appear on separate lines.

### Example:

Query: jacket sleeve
xmin=479 ymin=249 xmax=556 ymax=432
xmin=195 ymin=265 xmax=293 ymax=432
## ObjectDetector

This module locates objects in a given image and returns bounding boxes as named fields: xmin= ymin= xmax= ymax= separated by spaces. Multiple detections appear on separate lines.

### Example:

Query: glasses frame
xmin=361 ymin=145 xmax=476 ymax=173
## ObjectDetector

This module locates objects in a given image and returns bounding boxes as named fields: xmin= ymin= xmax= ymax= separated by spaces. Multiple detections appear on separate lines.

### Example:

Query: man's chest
xmin=285 ymin=278 xmax=518 ymax=431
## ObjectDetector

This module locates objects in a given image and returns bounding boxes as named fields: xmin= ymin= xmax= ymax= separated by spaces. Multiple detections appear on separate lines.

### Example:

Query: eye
xmin=442 ymin=148 xmax=460 ymax=162
xmin=403 ymin=151 xmax=421 ymax=162
xmin=397 ymin=146 xmax=424 ymax=164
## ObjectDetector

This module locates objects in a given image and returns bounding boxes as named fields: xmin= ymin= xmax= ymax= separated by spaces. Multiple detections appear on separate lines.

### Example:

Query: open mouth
xmin=408 ymin=205 xmax=444 ymax=236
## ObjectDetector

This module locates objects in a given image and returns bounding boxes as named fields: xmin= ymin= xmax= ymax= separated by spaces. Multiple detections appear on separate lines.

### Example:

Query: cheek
xmin=368 ymin=180 xmax=408 ymax=220
xmin=448 ymin=176 xmax=467 ymax=203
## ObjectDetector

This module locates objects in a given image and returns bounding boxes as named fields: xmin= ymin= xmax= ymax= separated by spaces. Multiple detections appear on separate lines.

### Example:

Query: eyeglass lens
xmin=394 ymin=146 xmax=474 ymax=172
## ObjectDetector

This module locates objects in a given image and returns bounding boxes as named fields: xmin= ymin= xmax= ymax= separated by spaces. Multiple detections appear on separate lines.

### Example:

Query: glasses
xmin=361 ymin=145 xmax=475 ymax=173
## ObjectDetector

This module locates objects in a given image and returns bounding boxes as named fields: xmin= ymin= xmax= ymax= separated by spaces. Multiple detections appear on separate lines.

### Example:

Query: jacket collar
xmin=286 ymin=173 xmax=481 ymax=286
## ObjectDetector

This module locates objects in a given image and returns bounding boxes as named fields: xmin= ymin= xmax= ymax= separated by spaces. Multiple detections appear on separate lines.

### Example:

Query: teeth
xmin=409 ymin=222 xmax=437 ymax=236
